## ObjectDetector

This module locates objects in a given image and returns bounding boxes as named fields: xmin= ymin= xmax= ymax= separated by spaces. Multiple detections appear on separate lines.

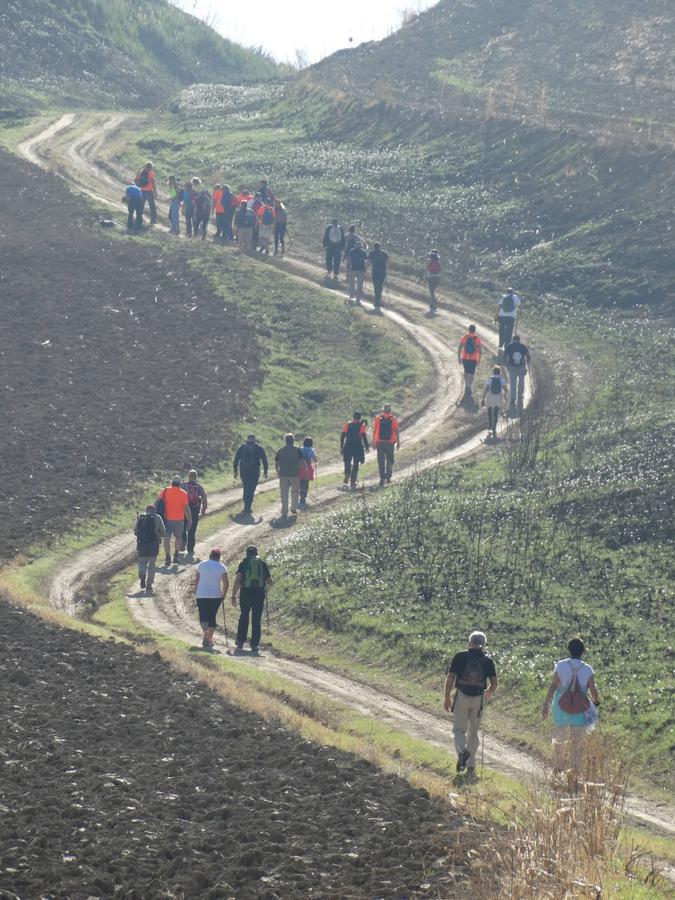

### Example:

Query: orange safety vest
xmin=213 ymin=189 xmax=224 ymax=214
xmin=459 ymin=333 xmax=482 ymax=362
xmin=373 ymin=413 xmax=399 ymax=445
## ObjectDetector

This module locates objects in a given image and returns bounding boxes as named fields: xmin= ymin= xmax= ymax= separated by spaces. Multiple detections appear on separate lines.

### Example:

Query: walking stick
xmin=265 ymin=589 xmax=271 ymax=637
xmin=221 ymin=599 xmax=229 ymax=646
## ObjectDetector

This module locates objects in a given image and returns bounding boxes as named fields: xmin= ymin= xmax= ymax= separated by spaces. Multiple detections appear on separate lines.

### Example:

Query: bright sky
xmin=171 ymin=0 xmax=438 ymax=66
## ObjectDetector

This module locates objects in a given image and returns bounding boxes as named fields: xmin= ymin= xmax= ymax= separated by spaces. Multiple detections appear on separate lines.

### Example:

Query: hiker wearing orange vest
xmin=156 ymin=476 xmax=192 ymax=566
xmin=135 ymin=161 xmax=157 ymax=225
xmin=213 ymin=183 xmax=226 ymax=240
xmin=458 ymin=324 xmax=482 ymax=398
xmin=373 ymin=404 xmax=400 ymax=486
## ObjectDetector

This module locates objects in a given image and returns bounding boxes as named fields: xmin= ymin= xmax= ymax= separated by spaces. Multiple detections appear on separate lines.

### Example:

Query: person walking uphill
xmin=426 ymin=250 xmax=442 ymax=312
xmin=195 ymin=548 xmax=229 ymax=650
xmin=275 ymin=433 xmax=303 ymax=519
xmin=458 ymin=324 xmax=482 ymax=399
xmin=496 ymin=287 xmax=521 ymax=349
xmin=505 ymin=333 xmax=530 ymax=411
xmin=323 ymin=219 xmax=345 ymax=279
xmin=298 ymin=436 xmax=317 ymax=509
xmin=182 ymin=469 xmax=207 ymax=558
xmin=373 ymin=403 xmax=399 ymax=486
xmin=135 ymin=161 xmax=157 ymax=225
xmin=341 ymin=411 xmax=369 ymax=490
xmin=444 ymin=631 xmax=498 ymax=775
xmin=157 ymin=476 xmax=192 ymax=566
xmin=481 ymin=366 xmax=507 ymax=438
xmin=134 ymin=504 xmax=166 ymax=593
xmin=233 ymin=434 xmax=268 ymax=514
xmin=232 ymin=545 xmax=272 ymax=654
xmin=368 ymin=243 xmax=389 ymax=309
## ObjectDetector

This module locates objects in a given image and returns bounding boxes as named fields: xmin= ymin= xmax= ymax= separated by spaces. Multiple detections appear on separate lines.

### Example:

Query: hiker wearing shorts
xmin=133 ymin=504 xmax=166 ymax=593
xmin=505 ymin=334 xmax=530 ymax=410
xmin=444 ymin=631 xmax=497 ymax=775
xmin=458 ymin=325 xmax=482 ymax=398
xmin=481 ymin=366 xmax=507 ymax=437
xmin=373 ymin=404 xmax=399 ymax=486
xmin=231 ymin=545 xmax=273 ymax=654
xmin=426 ymin=250 xmax=441 ymax=311
xmin=195 ymin=548 xmax=229 ymax=650
xmin=323 ymin=219 xmax=345 ymax=278
xmin=496 ymin=287 xmax=520 ymax=349
xmin=181 ymin=469 xmax=207 ymax=558
xmin=542 ymin=638 xmax=599 ymax=773
xmin=341 ymin=411 xmax=369 ymax=490
xmin=298 ymin=436 xmax=317 ymax=508
xmin=233 ymin=434 xmax=269 ymax=514
xmin=156 ymin=476 xmax=192 ymax=566
xmin=274 ymin=433 xmax=303 ymax=519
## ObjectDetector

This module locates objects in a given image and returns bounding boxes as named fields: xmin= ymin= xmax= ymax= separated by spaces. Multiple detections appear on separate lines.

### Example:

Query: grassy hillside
xmin=0 ymin=0 xmax=281 ymax=116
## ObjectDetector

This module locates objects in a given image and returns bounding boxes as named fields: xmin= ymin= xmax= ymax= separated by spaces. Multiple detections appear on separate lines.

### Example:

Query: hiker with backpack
xmin=368 ymin=242 xmax=389 ymax=309
xmin=426 ymin=250 xmax=442 ymax=312
xmin=235 ymin=201 xmax=256 ymax=254
xmin=504 ymin=334 xmax=530 ymax=411
xmin=135 ymin=161 xmax=157 ymax=225
xmin=192 ymin=179 xmax=211 ymax=240
xmin=274 ymin=199 xmax=288 ymax=255
xmin=133 ymin=504 xmax=166 ymax=593
xmin=347 ymin=240 xmax=368 ymax=305
xmin=322 ymin=219 xmax=346 ymax=278
xmin=231 ymin=545 xmax=273 ymax=654
xmin=458 ymin=325 xmax=482 ymax=399
xmin=195 ymin=547 xmax=229 ymax=651
xmin=444 ymin=631 xmax=498 ymax=776
xmin=213 ymin=183 xmax=226 ymax=240
xmin=373 ymin=403 xmax=400 ymax=486
xmin=181 ymin=179 xmax=195 ymax=237
xmin=167 ymin=176 xmax=181 ymax=236
xmin=123 ymin=181 xmax=144 ymax=233
xmin=298 ymin=436 xmax=317 ymax=509
xmin=181 ymin=469 xmax=207 ymax=559
xmin=496 ymin=287 xmax=521 ymax=349
xmin=341 ymin=411 xmax=369 ymax=490
xmin=156 ymin=475 xmax=192 ymax=566
xmin=542 ymin=638 xmax=599 ymax=773
xmin=481 ymin=366 xmax=508 ymax=438
xmin=221 ymin=184 xmax=236 ymax=241
xmin=257 ymin=199 xmax=276 ymax=255
xmin=274 ymin=433 xmax=303 ymax=519
xmin=233 ymin=434 xmax=269 ymax=514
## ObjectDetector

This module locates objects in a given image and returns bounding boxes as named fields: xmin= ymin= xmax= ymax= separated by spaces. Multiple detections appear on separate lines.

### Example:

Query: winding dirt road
xmin=16 ymin=114 xmax=675 ymax=844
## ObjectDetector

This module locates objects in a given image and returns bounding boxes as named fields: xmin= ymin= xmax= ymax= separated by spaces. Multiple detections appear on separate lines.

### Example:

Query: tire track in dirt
xmin=19 ymin=114 xmax=675 ymax=841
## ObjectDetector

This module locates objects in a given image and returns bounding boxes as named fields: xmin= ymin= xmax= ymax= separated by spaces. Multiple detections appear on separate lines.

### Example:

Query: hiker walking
xmin=274 ymin=199 xmax=288 ymax=254
xmin=341 ymin=411 xmax=369 ymax=490
xmin=257 ymin=199 xmax=276 ymax=255
xmin=496 ymin=287 xmax=520 ymax=349
xmin=181 ymin=179 xmax=195 ymax=237
xmin=504 ymin=333 xmax=530 ymax=411
xmin=373 ymin=403 xmax=400 ymax=486
xmin=444 ymin=631 xmax=498 ymax=775
xmin=298 ymin=436 xmax=317 ymax=509
xmin=274 ymin=433 xmax=303 ymax=519
xmin=123 ymin=181 xmax=144 ymax=233
xmin=135 ymin=161 xmax=157 ymax=225
xmin=542 ymin=638 xmax=599 ymax=773
xmin=195 ymin=547 xmax=229 ymax=650
xmin=347 ymin=240 xmax=368 ymax=305
xmin=193 ymin=180 xmax=211 ymax=239
xmin=323 ymin=218 xmax=345 ymax=278
xmin=231 ymin=545 xmax=273 ymax=654
xmin=156 ymin=475 xmax=192 ymax=566
xmin=182 ymin=469 xmax=207 ymax=558
xmin=233 ymin=434 xmax=269 ymax=514
xmin=458 ymin=324 xmax=482 ymax=399
xmin=481 ymin=366 xmax=508 ymax=438
xmin=133 ymin=504 xmax=166 ymax=593
xmin=368 ymin=243 xmax=389 ymax=309
xmin=167 ymin=176 xmax=181 ymax=235
xmin=235 ymin=201 xmax=255 ymax=254
xmin=426 ymin=250 xmax=442 ymax=312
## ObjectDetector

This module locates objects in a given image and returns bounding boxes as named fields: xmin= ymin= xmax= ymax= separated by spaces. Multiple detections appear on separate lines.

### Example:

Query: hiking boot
xmin=146 ymin=585 xmax=153 ymax=594
xmin=180 ymin=541 xmax=187 ymax=552
xmin=140 ymin=576 xmax=146 ymax=589
xmin=456 ymin=749 xmax=471 ymax=773
xmin=386 ymin=478 xmax=392 ymax=484
xmin=165 ymin=555 xmax=171 ymax=566
xmin=379 ymin=479 xmax=385 ymax=487
xmin=202 ymin=637 xmax=209 ymax=649
xmin=250 ymin=646 xmax=259 ymax=655
xmin=173 ymin=551 xmax=180 ymax=563
xmin=466 ymin=767 xmax=477 ymax=778
xmin=290 ymin=508 xmax=297 ymax=515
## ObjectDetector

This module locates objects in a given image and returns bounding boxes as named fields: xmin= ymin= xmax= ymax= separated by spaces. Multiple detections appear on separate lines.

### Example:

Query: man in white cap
xmin=444 ymin=631 xmax=498 ymax=775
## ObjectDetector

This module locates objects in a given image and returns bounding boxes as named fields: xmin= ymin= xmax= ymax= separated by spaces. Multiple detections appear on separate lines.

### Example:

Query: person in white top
xmin=496 ymin=286 xmax=521 ymax=349
xmin=542 ymin=637 xmax=599 ymax=772
xmin=195 ymin=547 xmax=229 ymax=650
xmin=481 ymin=366 xmax=508 ymax=438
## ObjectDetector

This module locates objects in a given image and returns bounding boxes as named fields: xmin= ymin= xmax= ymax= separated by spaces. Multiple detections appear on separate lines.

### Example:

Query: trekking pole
xmin=265 ymin=589 xmax=271 ymax=640
xmin=221 ymin=599 xmax=228 ymax=646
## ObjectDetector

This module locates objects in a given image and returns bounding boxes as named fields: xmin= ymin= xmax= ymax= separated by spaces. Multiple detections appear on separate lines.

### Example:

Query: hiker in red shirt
xmin=458 ymin=324 xmax=482 ymax=399
xmin=373 ymin=403 xmax=400 ymax=486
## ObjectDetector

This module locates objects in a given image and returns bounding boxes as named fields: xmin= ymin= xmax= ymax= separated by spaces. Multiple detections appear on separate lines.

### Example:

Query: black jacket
xmin=234 ymin=442 xmax=269 ymax=478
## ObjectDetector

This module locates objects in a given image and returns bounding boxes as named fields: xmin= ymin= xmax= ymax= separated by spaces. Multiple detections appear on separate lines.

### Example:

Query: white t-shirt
xmin=485 ymin=375 xmax=506 ymax=405
xmin=196 ymin=559 xmax=228 ymax=598
xmin=554 ymin=658 xmax=593 ymax=692
xmin=498 ymin=293 xmax=521 ymax=318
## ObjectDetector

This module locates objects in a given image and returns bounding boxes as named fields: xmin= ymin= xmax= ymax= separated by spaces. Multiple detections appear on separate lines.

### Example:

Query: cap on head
xmin=171 ymin=475 xmax=182 ymax=486
xmin=469 ymin=630 xmax=486 ymax=648
xmin=246 ymin=545 xmax=258 ymax=557
xmin=285 ymin=432 xmax=295 ymax=444
xmin=209 ymin=547 xmax=222 ymax=560
xmin=303 ymin=436 xmax=313 ymax=447
xmin=506 ymin=287 xmax=514 ymax=293
xmin=513 ymin=334 xmax=520 ymax=342
xmin=468 ymin=324 xmax=476 ymax=333
xmin=383 ymin=403 xmax=392 ymax=413
xmin=188 ymin=469 xmax=197 ymax=479
xmin=214 ymin=183 xmax=221 ymax=190
xmin=146 ymin=161 xmax=153 ymax=169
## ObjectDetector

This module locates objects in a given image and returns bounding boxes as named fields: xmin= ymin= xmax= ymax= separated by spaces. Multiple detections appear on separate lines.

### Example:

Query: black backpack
xmin=154 ymin=493 xmax=166 ymax=522
xmin=457 ymin=654 xmax=486 ymax=696
xmin=137 ymin=169 xmax=150 ymax=188
xmin=490 ymin=375 xmax=502 ymax=395
xmin=464 ymin=335 xmax=477 ymax=355
xmin=136 ymin=513 xmax=158 ymax=548
xmin=378 ymin=415 xmax=393 ymax=441
xmin=502 ymin=293 xmax=515 ymax=313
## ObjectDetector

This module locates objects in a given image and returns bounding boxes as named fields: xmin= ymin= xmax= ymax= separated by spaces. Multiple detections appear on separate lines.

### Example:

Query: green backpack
xmin=243 ymin=557 xmax=265 ymax=589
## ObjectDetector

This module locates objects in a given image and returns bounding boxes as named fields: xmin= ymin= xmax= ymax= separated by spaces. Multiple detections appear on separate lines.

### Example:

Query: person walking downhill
xmin=181 ymin=469 xmax=207 ymax=558
xmin=348 ymin=240 xmax=368 ymax=305
xmin=373 ymin=403 xmax=400 ymax=486
xmin=156 ymin=475 xmax=192 ymax=566
xmin=193 ymin=181 xmax=211 ymax=240
xmin=426 ymin=250 xmax=442 ymax=312
xmin=231 ymin=545 xmax=273 ymax=654
xmin=504 ymin=333 xmax=530 ymax=412
xmin=444 ymin=631 xmax=498 ymax=776
xmin=195 ymin=548 xmax=229 ymax=650
xmin=458 ymin=324 xmax=482 ymax=400
xmin=133 ymin=504 xmax=166 ymax=593
xmin=274 ymin=199 xmax=288 ymax=255
xmin=542 ymin=638 xmax=599 ymax=774
xmin=181 ymin=179 xmax=195 ymax=237
xmin=274 ymin=433 xmax=303 ymax=519
xmin=123 ymin=181 xmax=144 ymax=233
xmin=341 ymin=411 xmax=369 ymax=490
xmin=136 ymin=161 xmax=157 ymax=225
xmin=167 ymin=176 xmax=181 ymax=235
xmin=481 ymin=366 xmax=508 ymax=438
xmin=323 ymin=218 xmax=345 ymax=279
xmin=234 ymin=434 xmax=269 ymax=515
xmin=298 ymin=436 xmax=317 ymax=509
xmin=496 ymin=286 xmax=521 ymax=349
xmin=368 ymin=242 xmax=389 ymax=310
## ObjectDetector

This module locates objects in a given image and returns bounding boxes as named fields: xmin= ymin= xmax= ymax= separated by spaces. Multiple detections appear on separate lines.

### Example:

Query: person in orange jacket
xmin=373 ymin=403 xmax=400 ymax=486
xmin=213 ymin=183 xmax=225 ymax=240
xmin=458 ymin=324 xmax=482 ymax=399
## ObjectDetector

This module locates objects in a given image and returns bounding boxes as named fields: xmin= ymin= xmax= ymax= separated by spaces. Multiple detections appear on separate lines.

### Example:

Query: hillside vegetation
xmin=0 ymin=0 xmax=280 ymax=116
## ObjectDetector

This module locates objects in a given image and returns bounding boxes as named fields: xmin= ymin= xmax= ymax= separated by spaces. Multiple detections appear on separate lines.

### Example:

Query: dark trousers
xmin=275 ymin=223 xmax=287 ymax=253
xmin=325 ymin=244 xmax=342 ymax=275
xmin=377 ymin=443 xmax=395 ymax=482
xmin=184 ymin=207 xmax=193 ymax=236
xmin=343 ymin=449 xmax=364 ymax=485
xmin=127 ymin=196 xmax=144 ymax=231
xmin=498 ymin=316 xmax=515 ymax=348
xmin=141 ymin=191 xmax=157 ymax=223
xmin=299 ymin=479 xmax=310 ymax=502
xmin=194 ymin=213 xmax=209 ymax=238
xmin=487 ymin=406 xmax=500 ymax=432
xmin=224 ymin=209 xmax=235 ymax=240
xmin=182 ymin=507 xmax=200 ymax=553
xmin=215 ymin=211 xmax=226 ymax=237
xmin=242 ymin=474 xmax=259 ymax=511
xmin=372 ymin=273 xmax=386 ymax=305
xmin=236 ymin=592 xmax=265 ymax=647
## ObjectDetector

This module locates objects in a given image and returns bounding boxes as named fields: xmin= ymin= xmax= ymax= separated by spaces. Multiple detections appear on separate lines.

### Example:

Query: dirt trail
xmin=19 ymin=113 xmax=675 ymax=842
